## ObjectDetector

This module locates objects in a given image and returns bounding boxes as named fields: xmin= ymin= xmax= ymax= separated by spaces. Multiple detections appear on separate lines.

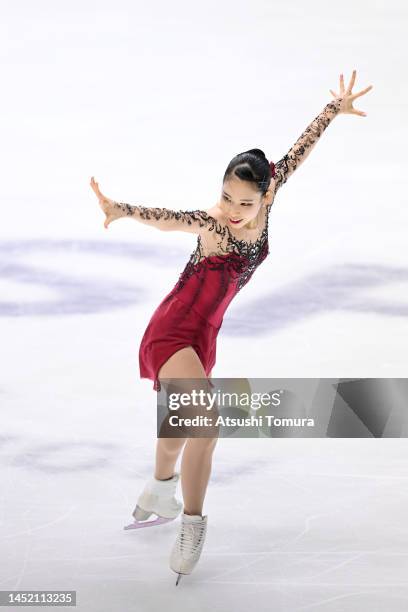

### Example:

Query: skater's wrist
xmin=112 ymin=201 xmax=137 ymax=219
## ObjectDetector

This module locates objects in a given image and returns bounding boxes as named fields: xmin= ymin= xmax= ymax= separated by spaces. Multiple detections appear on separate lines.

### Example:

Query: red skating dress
xmin=135 ymin=98 xmax=342 ymax=391
xmin=139 ymin=209 xmax=270 ymax=391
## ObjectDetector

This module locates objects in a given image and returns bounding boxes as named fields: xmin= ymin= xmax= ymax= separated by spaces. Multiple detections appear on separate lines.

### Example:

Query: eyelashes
xmin=223 ymin=196 xmax=252 ymax=207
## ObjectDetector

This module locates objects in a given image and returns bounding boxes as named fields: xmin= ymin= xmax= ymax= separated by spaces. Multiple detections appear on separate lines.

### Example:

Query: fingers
xmin=90 ymin=176 xmax=100 ymax=195
xmin=90 ymin=176 xmax=102 ymax=193
xmin=351 ymin=84 xmax=373 ymax=99
xmin=91 ymin=178 xmax=113 ymax=229
xmin=339 ymin=69 xmax=357 ymax=95
xmin=339 ymin=73 xmax=345 ymax=94
xmin=347 ymin=69 xmax=357 ymax=93
xmin=329 ymin=88 xmax=338 ymax=98
xmin=351 ymin=108 xmax=367 ymax=117
xmin=90 ymin=177 xmax=107 ymax=200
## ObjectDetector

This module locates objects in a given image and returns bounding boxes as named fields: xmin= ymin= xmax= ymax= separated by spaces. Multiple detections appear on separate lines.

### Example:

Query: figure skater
xmin=90 ymin=70 xmax=373 ymax=585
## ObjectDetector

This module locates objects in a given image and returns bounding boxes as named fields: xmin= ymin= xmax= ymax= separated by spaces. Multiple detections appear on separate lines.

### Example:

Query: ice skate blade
xmin=123 ymin=516 xmax=175 ymax=530
xmin=175 ymin=573 xmax=183 ymax=586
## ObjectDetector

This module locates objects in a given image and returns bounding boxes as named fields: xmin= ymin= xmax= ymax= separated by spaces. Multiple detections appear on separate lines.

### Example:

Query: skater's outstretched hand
xmin=329 ymin=69 xmax=373 ymax=117
xmin=90 ymin=177 xmax=122 ymax=229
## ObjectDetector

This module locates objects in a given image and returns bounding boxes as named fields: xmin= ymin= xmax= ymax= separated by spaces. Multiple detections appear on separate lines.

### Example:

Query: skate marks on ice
xmin=195 ymin=549 xmax=408 ymax=611
xmin=192 ymin=520 xmax=408 ymax=610
xmin=225 ymin=262 xmax=408 ymax=335
xmin=0 ymin=431 xmax=269 ymax=483
xmin=0 ymin=434 xmax=119 ymax=473
xmin=1 ymin=240 xmax=407 ymax=333
xmin=0 ymin=238 xmax=184 ymax=316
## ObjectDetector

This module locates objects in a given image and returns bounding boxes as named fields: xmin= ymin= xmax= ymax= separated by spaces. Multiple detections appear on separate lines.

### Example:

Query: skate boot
xmin=124 ymin=472 xmax=183 ymax=530
xmin=169 ymin=512 xmax=208 ymax=585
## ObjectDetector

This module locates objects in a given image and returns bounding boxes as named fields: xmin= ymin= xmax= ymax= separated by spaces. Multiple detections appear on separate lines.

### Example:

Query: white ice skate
xmin=124 ymin=472 xmax=183 ymax=530
xmin=169 ymin=512 xmax=208 ymax=585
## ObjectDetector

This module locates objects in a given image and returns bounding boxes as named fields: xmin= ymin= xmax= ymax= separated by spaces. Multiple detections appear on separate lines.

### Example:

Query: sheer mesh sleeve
xmin=112 ymin=202 xmax=218 ymax=234
xmin=274 ymin=97 xmax=342 ymax=192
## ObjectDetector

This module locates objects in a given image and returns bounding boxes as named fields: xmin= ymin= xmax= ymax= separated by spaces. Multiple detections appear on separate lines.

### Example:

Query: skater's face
xmin=218 ymin=176 xmax=272 ymax=230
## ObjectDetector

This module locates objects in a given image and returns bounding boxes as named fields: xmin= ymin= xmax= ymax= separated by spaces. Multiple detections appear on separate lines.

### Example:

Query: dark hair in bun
xmin=223 ymin=148 xmax=274 ymax=196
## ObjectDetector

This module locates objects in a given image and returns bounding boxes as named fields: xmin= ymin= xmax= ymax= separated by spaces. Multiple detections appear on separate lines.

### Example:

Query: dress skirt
xmin=139 ymin=293 xmax=221 ymax=392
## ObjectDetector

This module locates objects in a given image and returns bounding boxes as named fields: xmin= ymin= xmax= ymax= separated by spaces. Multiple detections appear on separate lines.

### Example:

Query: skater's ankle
xmin=184 ymin=509 xmax=203 ymax=517
xmin=154 ymin=474 xmax=174 ymax=481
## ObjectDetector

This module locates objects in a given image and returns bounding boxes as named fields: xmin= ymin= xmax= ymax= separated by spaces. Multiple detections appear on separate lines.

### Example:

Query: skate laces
xmin=177 ymin=520 xmax=206 ymax=557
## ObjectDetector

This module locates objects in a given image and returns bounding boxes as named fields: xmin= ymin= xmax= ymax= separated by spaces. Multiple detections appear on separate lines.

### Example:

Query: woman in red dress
xmin=90 ymin=71 xmax=372 ymax=583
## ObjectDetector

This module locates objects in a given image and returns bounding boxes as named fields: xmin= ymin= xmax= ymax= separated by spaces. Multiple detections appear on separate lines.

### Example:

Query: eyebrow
xmin=223 ymin=190 xmax=254 ymax=202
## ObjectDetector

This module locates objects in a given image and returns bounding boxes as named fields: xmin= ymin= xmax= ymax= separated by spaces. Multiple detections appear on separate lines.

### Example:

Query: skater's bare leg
xmin=181 ymin=437 xmax=218 ymax=516
xmin=156 ymin=348 xmax=217 ymax=512
xmin=155 ymin=346 xmax=206 ymax=479
xmin=180 ymin=365 xmax=218 ymax=515
xmin=154 ymin=437 xmax=186 ymax=480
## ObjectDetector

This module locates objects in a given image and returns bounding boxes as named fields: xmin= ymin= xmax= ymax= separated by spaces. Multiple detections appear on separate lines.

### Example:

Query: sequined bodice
xmin=161 ymin=205 xmax=271 ymax=327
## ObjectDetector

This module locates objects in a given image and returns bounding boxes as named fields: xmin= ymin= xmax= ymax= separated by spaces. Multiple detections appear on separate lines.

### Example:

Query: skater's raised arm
xmin=90 ymin=177 xmax=216 ymax=234
xmin=274 ymin=70 xmax=373 ymax=193
xmin=273 ymin=97 xmax=342 ymax=193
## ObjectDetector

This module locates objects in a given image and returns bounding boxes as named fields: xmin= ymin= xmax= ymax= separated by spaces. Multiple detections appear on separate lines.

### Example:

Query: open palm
xmin=330 ymin=69 xmax=373 ymax=117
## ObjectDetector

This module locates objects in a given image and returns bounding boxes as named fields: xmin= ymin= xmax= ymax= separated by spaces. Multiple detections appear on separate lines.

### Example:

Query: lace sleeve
xmin=274 ymin=97 xmax=342 ymax=192
xmin=112 ymin=202 xmax=217 ymax=234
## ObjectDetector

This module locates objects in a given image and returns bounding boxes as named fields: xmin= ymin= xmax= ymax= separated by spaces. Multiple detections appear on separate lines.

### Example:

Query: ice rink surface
xmin=1 ymin=0 xmax=408 ymax=610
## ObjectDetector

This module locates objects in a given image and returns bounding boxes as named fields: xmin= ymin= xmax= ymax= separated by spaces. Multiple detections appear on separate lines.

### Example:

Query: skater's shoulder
xmin=203 ymin=207 xmax=230 ymax=228
xmin=204 ymin=205 xmax=219 ymax=219
xmin=194 ymin=208 xmax=227 ymax=233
